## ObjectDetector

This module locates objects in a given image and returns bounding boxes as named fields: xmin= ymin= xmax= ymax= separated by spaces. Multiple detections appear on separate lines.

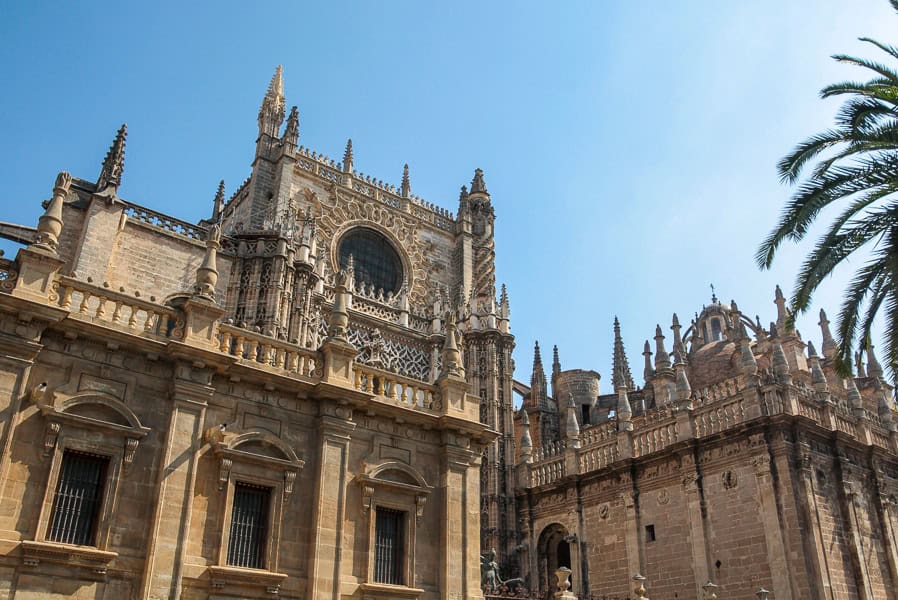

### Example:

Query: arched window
xmin=710 ymin=318 xmax=723 ymax=341
xmin=338 ymin=228 xmax=403 ymax=294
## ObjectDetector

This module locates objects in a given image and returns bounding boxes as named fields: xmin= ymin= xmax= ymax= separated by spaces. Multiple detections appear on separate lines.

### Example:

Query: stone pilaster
xmin=797 ymin=450 xmax=835 ymax=600
xmin=621 ymin=490 xmax=642 ymax=583
xmin=838 ymin=477 xmax=875 ymax=600
xmin=140 ymin=367 xmax=213 ymax=600
xmin=682 ymin=466 xmax=709 ymax=599
xmin=751 ymin=451 xmax=794 ymax=599
xmin=440 ymin=438 xmax=483 ymax=600
xmin=306 ymin=407 xmax=356 ymax=600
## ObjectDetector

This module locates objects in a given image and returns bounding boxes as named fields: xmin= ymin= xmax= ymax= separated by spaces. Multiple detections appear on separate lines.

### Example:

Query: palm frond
xmin=832 ymin=54 xmax=898 ymax=85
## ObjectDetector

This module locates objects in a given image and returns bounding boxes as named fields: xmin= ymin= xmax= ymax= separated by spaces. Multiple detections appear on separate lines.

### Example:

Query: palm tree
xmin=757 ymin=0 xmax=898 ymax=381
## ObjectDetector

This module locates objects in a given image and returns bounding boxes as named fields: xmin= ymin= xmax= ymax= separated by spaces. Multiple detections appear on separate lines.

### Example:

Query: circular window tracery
xmin=338 ymin=228 xmax=403 ymax=294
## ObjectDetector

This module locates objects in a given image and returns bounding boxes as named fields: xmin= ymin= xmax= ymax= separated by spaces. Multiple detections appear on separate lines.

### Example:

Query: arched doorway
xmin=537 ymin=523 xmax=574 ymax=598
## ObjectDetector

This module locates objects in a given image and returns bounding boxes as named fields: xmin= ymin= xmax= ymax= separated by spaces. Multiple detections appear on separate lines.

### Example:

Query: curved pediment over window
xmin=204 ymin=427 xmax=305 ymax=494
xmin=365 ymin=460 xmax=429 ymax=490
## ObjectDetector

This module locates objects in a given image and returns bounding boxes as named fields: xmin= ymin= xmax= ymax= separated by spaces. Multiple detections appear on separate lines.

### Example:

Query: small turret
xmin=96 ymin=124 xmax=127 ymax=195
xmin=401 ymin=164 xmax=411 ymax=198
xmin=654 ymin=324 xmax=671 ymax=371
xmin=342 ymin=139 xmax=354 ymax=174
xmin=807 ymin=341 xmax=830 ymax=402
xmin=818 ymin=309 xmax=837 ymax=360
xmin=470 ymin=168 xmax=488 ymax=195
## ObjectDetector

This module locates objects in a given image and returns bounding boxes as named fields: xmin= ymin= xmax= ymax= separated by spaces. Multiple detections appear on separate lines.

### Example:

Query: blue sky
xmin=2 ymin=1 xmax=896 ymax=387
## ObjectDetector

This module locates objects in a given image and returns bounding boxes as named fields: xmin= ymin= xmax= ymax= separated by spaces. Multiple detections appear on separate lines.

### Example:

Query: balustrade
xmin=218 ymin=324 xmax=319 ymax=378
xmin=352 ymin=363 xmax=439 ymax=411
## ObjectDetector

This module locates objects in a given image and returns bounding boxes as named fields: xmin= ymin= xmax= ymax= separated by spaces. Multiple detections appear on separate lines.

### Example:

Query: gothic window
xmin=709 ymin=318 xmax=723 ymax=341
xmin=373 ymin=507 xmax=405 ymax=585
xmin=338 ymin=228 xmax=403 ymax=294
xmin=47 ymin=451 xmax=108 ymax=546
xmin=227 ymin=483 xmax=271 ymax=569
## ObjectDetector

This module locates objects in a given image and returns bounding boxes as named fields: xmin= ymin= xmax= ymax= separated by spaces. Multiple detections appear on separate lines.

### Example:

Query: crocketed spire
xmin=612 ymin=317 xmax=635 ymax=391
xmin=529 ymin=341 xmax=548 ymax=408
xmin=401 ymin=164 xmax=411 ymax=198
xmin=258 ymin=66 xmax=286 ymax=138
xmin=470 ymin=168 xmax=488 ymax=194
xmin=552 ymin=344 xmax=561 ymax=379
xmin=342 ymin=138 xmax=354 ymax=173
xmin=818 ymin=308 xmax=837 ymax=360
xmin=96 ymin=124 xmax=127 ymax=193
xmin=212 ymin=180 xmax=225 ymax=223
xmin=282 ymin=106 xmax=299 ymax=150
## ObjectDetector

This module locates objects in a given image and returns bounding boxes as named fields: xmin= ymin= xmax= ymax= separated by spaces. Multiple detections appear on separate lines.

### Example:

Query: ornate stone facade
xmin=0 ymin=68 xmax=514 ymax=599
xmin=516 ymin=295 xmax=898 ymax=599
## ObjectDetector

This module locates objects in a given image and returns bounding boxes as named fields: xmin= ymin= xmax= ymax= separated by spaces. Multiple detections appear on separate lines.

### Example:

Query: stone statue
xmin=480 ymin=549 xmax=501 ymax=589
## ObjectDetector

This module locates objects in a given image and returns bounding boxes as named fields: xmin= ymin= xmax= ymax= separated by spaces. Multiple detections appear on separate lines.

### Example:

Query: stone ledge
xmin=20 ymin=540 xmax=118 ymax=574
xmin=359 ymin=582 xmax=425 ymax=600
xmin=208 ymin=565 xmax=288 ymax=595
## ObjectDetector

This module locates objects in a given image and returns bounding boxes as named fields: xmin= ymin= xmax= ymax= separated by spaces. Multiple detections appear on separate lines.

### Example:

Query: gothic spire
xmin=96 ymin=124 xmax=127 ymax=194
xmin=846 ymin=375 xmax=863 ymax=410
xmin=499 ymin=284 xmax=510 ymax=319
xmin=401 ymin=164 xmax=411 ymax=198
xmin=774 ymin=285 xmax=789 ymax=332
xmin=674 ymin=351 xmax=692 ymax=405
xmin=612 ymin=317 xmax=635 ymax=391
xmin=772 ymin=341 xmax=792 ymax=385
xmin=818 ymin=308 xmax=837 ymax=360
xmin=654 ymin=324 xmax=671 ymax=371
xmin=530 ymin=341 xmax=548 ymax=408
xmin=470 ymin=168 xmax=488 ymax=195
xmin=807 ymin=341 xmax=830 ymax=399
xmin=532 ymin=341 xmax=545 ymax=379
xmin=342 ymin=138 xmax=354 ymax=174
xmin=258 ymin=66 xmax=286 ymax=139
xmin=671 ymin=313 xmax=685 ymax=357
xmin=736 ymin=320 xmax=758 ymax=378
xmin=212 ymin=180 xmax=225 ymax=223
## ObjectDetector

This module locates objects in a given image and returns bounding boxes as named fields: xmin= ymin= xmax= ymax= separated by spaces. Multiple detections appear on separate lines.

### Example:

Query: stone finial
xmin=457 ymin=185 xmax=470 ymax=216
xmin=674 ymin=352 xmax=692 ymax=404
xmin=520 ymin=410 xmax=533 ymax=459
xmin=819 ymin=308 xmax=837 ymax=360
xmin=342 ymin=138 xmax=354 ymax=173
xmin=654 ymin=324 xmax=671 ymax=371
xmin=327 ymin=269 xmax=351 ymax=340
xmin=194 ymin=224 xmax=221 ymax=299
xmin=96 ymin=124 xmax=127 ymax=194
xmin=755 ymin=589 xmax=770 ymax=600
xmin=283 ymin=106 xmax=299 ymax=150
xmin=774 ymin=284 xmax=789 ymax=331
xmin=807 ymin=341 xmax=830 ymax=399
xmin=772 ymin=341 xmax=792 ymax=385
xmin=632 ymin=574 xmax=649 ymax=600
xmin=617 ymin=385 xmax=633 ymax=430
xmin=257 ymin=66 xmax=286 ymax=141
xmin=554 ymin=567 xmax=572 ymax=597
xmin=701 ymin=581 xmax=719 ymax=600
xmin=612 ymin=317 xmax=635 ymax=391
xmin=33 ymin=171 xmax=72 ymax=253
xmin=212 ymin=180 xmax=225 ymax=223
xmin=401 ymin=164 xmax=411 ymax=198
xmin=565 ymin=394 xmax=580 ymax=441
xmin=470 ymin=168 xmax=488 ymax=195
xmin=530 ymin=341 xmax=548 ymax=408
xmin=737 ymin=320 xmax=759 ymax=377
xmin=671 ymin=313 xmax=685 ymax=356
xmin=846 ymin=376 xmax=863 ymax=410
xmin=532 ymin=341 xmax=544 ymax=378
xmin=552 ymin=344 xmax=561 ymax=379
xmin=499 ymin=284 xmax=510 ymax=319
xmin=866 ymin=338 xmax=884 ymax=379
xmin=440 ymin=311 xmax=462 ymax=377
xmin=642 ymin=340 xmax=654 ymax=382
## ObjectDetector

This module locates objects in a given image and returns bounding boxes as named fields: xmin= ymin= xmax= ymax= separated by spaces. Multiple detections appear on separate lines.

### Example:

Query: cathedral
xmin=0 ymin=67 xmax=895 ymax=600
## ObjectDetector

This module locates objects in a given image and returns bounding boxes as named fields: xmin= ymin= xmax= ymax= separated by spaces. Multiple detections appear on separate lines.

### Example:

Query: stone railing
xmin=694 ymin=396 xmax=746 ymax=438
xmin=579 ymin=439 xmax=618 ymax=472
xmin=530 ymin=455 xmax=565 ymax=487
xmin=218 ymin=324 xmax=320 ymax=378
xmin=580 ymin=420 xmax=616 ymax=447
xmin=294 ymin=145 xmax=455 ymax=231
xmin=0 ymin=257 xmax=18 ymax=293
xmin=352 ymin=363 xmax=440 ymax=411
xmin=694 ymin=376 xmax=743 ymax=403
xmin=533 ymin=441 xmax=565 ymax=462
xmin=50 ymin=277 xmax=179 ymax=340
xmin=123 ymin=201 xmax=207 ymax=241
xmin=632 ymin=415 xmax=679 ymax=458
xmin=833 ymin=409 xmax=861 ymax=438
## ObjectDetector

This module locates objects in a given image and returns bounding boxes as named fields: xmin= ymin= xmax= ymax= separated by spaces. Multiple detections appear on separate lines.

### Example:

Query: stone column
xmin=140 ymin=369 xmax=213 ymax=600
xmin=751 ymin=452 xmax=794 ymax=599
xmin=796 ymin=450 xmax=835 ymax=600
xmin=621 ymin=490 xmax=642 ymax=584
xmin=440 ymin=437 xmax=483 ymax=600
xmin=306 ymin=407 xmax=356 ymax=600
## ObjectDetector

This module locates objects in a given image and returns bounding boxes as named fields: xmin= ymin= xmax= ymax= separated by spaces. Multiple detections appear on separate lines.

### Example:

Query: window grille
xmin=338 ymin=228 xmax=403 ymax=294
xmin=374 ymin=507 xmax=405 ymax=585
xmin=47 ymin=451 xmax=108 ymax=546
xmin=227 ymin=483 xmax=270 ymax=569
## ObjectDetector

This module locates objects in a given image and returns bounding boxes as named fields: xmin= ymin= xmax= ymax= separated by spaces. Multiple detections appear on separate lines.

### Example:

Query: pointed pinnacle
xmin=267 ymin=65 xmax=284 ymax=98
xmin=401 ymin=164 xmax=411 ymax=198
xmin=97 ymin=123 xmax=127 ymax=192
xmin=552 ymin=344 xmax=561 ymax=377
xmin=612 ymin=317 xmax=634 ymax=391
xmin=343 ymin=138 xmax=354 ymax=173
xmin=212 ymin=180 xmax=225 ymax=222
xmin=533 ymin=340 xmax=543 ymax=370
xmin=470 ymin=168 xmax=488 ymax=194
xmin=866 ymin=339 xmax=884 ymax=379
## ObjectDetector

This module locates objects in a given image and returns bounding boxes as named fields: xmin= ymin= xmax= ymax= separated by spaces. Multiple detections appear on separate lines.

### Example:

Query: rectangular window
xmin=227 ymin=483 xmax=270 ymax=569
xmin=374 ymin=507 xmax=405 ymax=585
xmin=645 ymin=524 xmax=656 ymax=542
xmin=47 ymin=451 xmax=108 ymax=546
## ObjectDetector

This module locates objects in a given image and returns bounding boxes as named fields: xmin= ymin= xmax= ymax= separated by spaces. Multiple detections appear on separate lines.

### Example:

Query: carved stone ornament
xmin=657 ymin=489 xmax=670 ymax=506
xmin=722 ymin=470 xmax=738 ymax=490
xmin=123 ymin=437 xmax=139 ymax=468
xmin=415 ymin=494 xmax=426 ymax=518
xmin=598 ymin=503 xmax=610 ymax=519
xmin=362 ymin=485 xmax=375 ymax=511
xmin=284 ymin=470 xmax=297 ymax=497
xmin=43 ymin=422 xmax=61 ymax=457
xmin=218 ymin=457 xmax=233 ymax=491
